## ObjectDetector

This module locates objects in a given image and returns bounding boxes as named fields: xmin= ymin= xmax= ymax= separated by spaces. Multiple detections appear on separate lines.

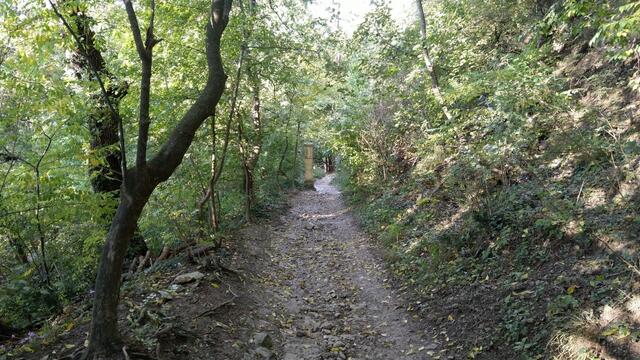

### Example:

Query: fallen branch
xmin=169 ymin=241 xmax=196 ymax=257
xmin=226 ymin=283 xmax=238 ymax=298
xmin=596 ymin=236 xmax=640 ymax=277
xmin=137 ymin=250 xmax=152 ymax=272
xmin=127 ymin=257 xmax=139 ymax=277
xmin=187 ymin=244 xmax=217 ymax=263
xmin=203 ymin=255 xmax=241 ymax=276
xmin=155 ymin=323 xmax=199 ymax=340
xmin=155 ymin=245 xmax=170 ymax=264
xmin=122 ymin=346 xmax=130 ymax=360
xmin=127 ymin=242 xmax=221 ymax=275
xmin=191 ymin=244 xmax=217 ymax=257
xmin=195 ymin=297 xmax=236 ymax=319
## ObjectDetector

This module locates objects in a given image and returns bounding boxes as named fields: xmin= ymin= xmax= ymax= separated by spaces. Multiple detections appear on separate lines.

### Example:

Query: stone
xmin=302 ymin=317 xmax=320 ymax=332
xmin=255 ymin=346 xmax=275 ymax=359
xmin=422 ymin=342 xmax=438 ymax=350
xmin=173 ymin=271 xmax=205 ymax=284
xmin=319 ymin=321 xmax=334 ymax=330
xmin=253 ymin=332 xmax=273 ymax=349
xmin=157 ymin=290 xmax=173 ymax=300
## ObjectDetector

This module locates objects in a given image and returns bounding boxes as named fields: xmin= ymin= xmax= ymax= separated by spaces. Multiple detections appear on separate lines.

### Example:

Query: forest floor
xmin=19 ymin=175 xmax=438 ymax=359
xmin=198 ymin=173 xmax=438 ymax=359
xmin=233 ymin=174 xmax=437 ymax=359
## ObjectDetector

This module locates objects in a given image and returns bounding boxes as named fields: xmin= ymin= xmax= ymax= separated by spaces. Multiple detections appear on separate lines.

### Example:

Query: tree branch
xmin=123 ymin=0 xmax=160 ymax=168
xmin=123 ymin=0 xmax=148 ymax=62
xmin=414 ymin=0 xmax=453 ymax=122
xmin=0 ymin=152 xmax=20 ymax=163
xmin=148 ymin=0 xmax=233 ymax=182
xmin=214 ymin=46 xmax=245 ymax=184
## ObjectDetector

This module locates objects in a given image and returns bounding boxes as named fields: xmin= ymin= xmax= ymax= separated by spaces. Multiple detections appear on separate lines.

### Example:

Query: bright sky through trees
xmin=307 ymin=0 xmax=413 ymax=34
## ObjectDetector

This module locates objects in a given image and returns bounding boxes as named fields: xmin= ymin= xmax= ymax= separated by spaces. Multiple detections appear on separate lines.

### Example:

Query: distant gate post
xmin=304 ymin=143 xmax=314 ymax=188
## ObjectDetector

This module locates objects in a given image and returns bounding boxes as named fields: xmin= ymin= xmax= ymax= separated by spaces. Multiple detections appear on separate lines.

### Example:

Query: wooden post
xmin=304 ymin=143 xmax=314 ymax=188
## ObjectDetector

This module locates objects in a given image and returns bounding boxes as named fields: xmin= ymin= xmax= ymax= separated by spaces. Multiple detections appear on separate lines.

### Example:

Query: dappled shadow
xmin=359 ymin=92 xmax=640 ymax=358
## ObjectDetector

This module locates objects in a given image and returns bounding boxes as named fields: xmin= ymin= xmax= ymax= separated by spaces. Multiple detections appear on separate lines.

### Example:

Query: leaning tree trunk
xmin=81 ymin=0 xmax=234 ymax=357
xmin=415 ymin=0 xmax=453 ymax=121
xmin=85 ymin=170 xmax=154 ymax=357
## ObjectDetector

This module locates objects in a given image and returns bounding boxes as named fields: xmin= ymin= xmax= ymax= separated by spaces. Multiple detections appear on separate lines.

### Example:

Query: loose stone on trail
xmin=173 ymin=271 xmax=205 ymax=284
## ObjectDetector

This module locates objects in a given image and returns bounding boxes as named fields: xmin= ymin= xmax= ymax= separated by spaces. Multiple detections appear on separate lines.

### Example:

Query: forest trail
xmin=236 ymin=174 xmax=436 ymax=359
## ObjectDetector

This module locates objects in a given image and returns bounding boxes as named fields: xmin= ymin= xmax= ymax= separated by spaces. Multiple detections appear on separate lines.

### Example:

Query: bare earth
xmin=235 ymin=174 xmax=436 ymax=359
xmin=31 ymin=175 xmax=438 ymax=359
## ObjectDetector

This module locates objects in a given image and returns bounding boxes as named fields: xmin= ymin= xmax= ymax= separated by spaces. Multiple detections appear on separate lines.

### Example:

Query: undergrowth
xmin=331 ymin=0 xmax=640 ymax=357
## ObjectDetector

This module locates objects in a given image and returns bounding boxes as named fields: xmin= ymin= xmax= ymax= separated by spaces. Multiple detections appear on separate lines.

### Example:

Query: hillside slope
xmin=322 ymin=0 xmax=640 ymax=358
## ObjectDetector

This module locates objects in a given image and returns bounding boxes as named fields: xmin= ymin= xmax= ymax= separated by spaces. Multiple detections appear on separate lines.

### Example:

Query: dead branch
xmin=195 ymin=297 xmax=236 ymax=319
xmin=137 ymin=250 xmax=151 ymax=272
xmin=155 ymin=245 xmax=170 ymax=264
xmin=596 ymin=236 xmax=640 ymax=277
xmin=127 ymin=256 xmax=139 ymax=276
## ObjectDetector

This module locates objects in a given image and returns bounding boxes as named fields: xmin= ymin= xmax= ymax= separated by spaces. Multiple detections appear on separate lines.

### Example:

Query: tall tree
xmin=198 ymin=46 xmax=245 ymax=233
xmin=238 ymin=66 xmax=262 ymax=221
xmin=66 ymin=5 xmax=148 ymax=258
xmin=415 ymin=0 xmax=453 ymax=121
xmin=237 ymin=0 xmax=263 ymax=222
xmin=49 ymin=0 xmax=235 ymax=357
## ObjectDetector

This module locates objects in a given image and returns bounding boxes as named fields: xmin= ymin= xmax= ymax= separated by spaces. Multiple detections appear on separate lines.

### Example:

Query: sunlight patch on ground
xmin=583 ymin=187 xmax=607 ymax=209
xmin=405 ymin=205 xmax=469 ymax=253
xmin=551 ymin=284 xmax=640 ymax=359
xmin=625 ymin=296 xmax=640 ymax=322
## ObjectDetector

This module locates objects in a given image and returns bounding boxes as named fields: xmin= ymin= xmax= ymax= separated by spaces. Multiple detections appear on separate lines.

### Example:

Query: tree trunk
xmin=209 ymin=114 xmax=220 ymax=232
xmin=275 ymin=104 xmax=292 ymax=188
xmin=198 ymin=47 xmax=245 ymax=232
xmin=83 ymin=0 xmax=233 ymax=357
xmin=237 ymin=73 xmax=262 ymax=223
xmin=292 ymin=118 xmax=301 ymax=185
xmin=415 ymin=0 xmax=453 ymax=121
xmin=247 ymin=87 xmax=261 ymax=215
xmin=8 ymin=234 xmax=29 ymax=264
xmin=69 ymin=7 xmax=148 ymax=258
xmin=236 ymin=0 xmax=262 ymax=222
xmin=324 ymin=155 xmax=334 ymax=173
xmin=277 ymin=135 xmax=290 ymax=186
xmin=85 ymin=172 xmax=153 ymax=357
xmin=69 ymin=9 xmax=123 ymax=195
xmin=242 ymin=162 xmax=253 ymax=221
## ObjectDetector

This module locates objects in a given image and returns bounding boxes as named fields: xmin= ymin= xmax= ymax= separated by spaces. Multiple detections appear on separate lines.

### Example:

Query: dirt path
xmin=20 ymin=175 xmax=438 ymax=359
xmin=243 ymin=174 xmax=436 ymax=359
